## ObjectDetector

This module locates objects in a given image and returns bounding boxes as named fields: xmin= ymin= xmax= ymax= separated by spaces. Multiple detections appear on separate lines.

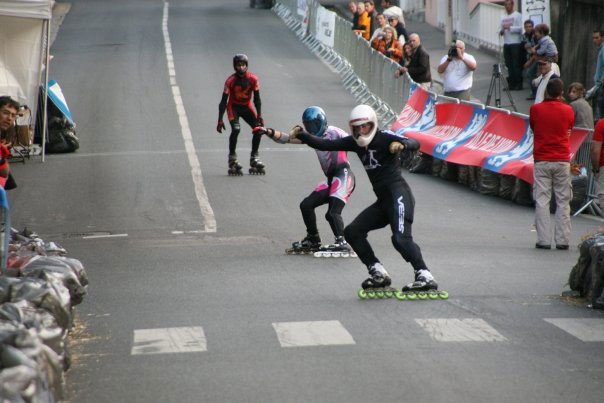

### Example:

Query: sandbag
xmin=9 ymin=278 xmax=71 ymax=329
xmin=439 ymin=161 xmax=459 ymax=182
xmin=467 ymin=166 xmax=481 ymax=192
xmin=569 ymin=233 xmax=604 ymax=309
xmin=431 ymin=157 xmax=442 ymax=177
xmin=408 ymin=151 xmax=432 ymax=174
xmin=21 ymin=256 xmax=88 ymax=305
xmin=512 ymin=178 xmax=534 ymax=206
xmin=479 ymin=169 xmax=500 ymax=196
xmin=457 ymin=164 xmax=469 ymax=186
xmin=498 ymin=174 xmax=516 ymax=200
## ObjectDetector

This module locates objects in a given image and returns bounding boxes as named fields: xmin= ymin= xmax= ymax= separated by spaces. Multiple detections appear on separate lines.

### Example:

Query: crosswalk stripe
xmin=544 ymin=318 xmax=604 ymax=342
xmin=415 ymin=318 xmax=507 ymax=342
xmin=131 ymin=327 xmax=207 ymax=355
xmin=272 ymin=320 xmax=356 ymax=347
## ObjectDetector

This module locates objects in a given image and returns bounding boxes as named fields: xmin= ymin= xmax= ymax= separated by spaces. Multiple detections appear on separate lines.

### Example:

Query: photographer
xmin=437 ymin=40 xmax=477 ymax=101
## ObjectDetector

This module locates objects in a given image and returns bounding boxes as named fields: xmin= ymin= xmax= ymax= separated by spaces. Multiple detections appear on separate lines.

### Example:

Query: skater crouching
xmin=217 ymin=54 xmax=265 ymax=175
xmin=291 ymin=104 xmax=437 ymax=292
xmin=253 ymin=106 xmax=355 ymax=255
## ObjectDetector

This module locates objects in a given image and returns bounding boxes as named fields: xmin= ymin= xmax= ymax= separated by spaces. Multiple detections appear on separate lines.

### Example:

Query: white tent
xmin=0 ymin=0 xmax=53 ymax=159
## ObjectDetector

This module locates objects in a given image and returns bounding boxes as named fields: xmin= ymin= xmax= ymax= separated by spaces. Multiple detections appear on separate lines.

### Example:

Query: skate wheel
xmin=394 ymin=291 xmax=407 ymax=300
xmin=332 ymin=252 xmax=341 ymax=258
xmin=366 ymin=290 xmax=376 ymax=299
xmin=313 ymin=251 xmax=321 ymax=257
xmin=376 ymin=290 xmax=385 ymax=299
xmin=357 ymin=289 xmax=368 ymax=300
xmin=438 ymin=291 xmax=449 ymax=300
xmin=405 ymin=292 xmax=418 ymax=301
xmin=385 ymin=290 xmax=394 ymax=298
xmin=428 ymin=290 xmax=439 ymax=300
xmin=350 ymin=252 xmax=357 ymax=258
xmin=417 ymin=291 xmax=428 ymax=300
xmin=341 ymin=252 xmax=349 ymax=258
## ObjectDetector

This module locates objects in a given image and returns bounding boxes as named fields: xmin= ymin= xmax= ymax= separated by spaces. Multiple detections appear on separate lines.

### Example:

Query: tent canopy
xmin=0 ymin=0 xmax=53 ymax=19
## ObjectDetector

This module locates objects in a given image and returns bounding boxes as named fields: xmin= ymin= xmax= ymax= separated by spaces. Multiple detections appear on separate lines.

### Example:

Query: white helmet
xmin=349 ymin=105 xmax=377 ymax=147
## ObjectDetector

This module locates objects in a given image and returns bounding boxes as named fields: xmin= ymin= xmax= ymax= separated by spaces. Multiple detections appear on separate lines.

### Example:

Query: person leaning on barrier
xmin=529 ymin=78 xmax=574 ymax=250
xmin=437 ymin=40 xmax=476 ymax=101
xmin=395 ymin=33 xmax=432 ymax=89
xmin=567 ymin=82 xmax=594 ymax=130
xmin=533 ymin=58 xmax=559 ymax=104
xmin=371 ymin=26 xmax=402 ymax=64
xmin=591 ymin=118 xmax=604 ymax=208
xmin=0 ymin=96 xmax=18 ymax=189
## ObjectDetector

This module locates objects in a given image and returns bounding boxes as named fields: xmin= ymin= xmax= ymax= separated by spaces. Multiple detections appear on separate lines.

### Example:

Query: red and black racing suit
xmin=298 ymin=129 xmax=430 ymax=272
xmin=218 ymin=72 xmax=262 ymax=157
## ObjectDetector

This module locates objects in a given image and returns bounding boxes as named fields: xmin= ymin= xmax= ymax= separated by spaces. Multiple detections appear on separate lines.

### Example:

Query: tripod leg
xmin=486 ymin=76 xmax=496 ymax=106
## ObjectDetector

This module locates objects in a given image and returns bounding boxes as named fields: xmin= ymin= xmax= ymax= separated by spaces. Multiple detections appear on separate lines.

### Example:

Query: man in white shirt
xmin=381 ymin=0 xmax=405 ymax=27
xmin=499 ymin=0 xmax=524 ymax=90
xmin=437 ymin=40 xmax=477 ymax=101
xmin=533 ymin=59 xmax=559 ymax=104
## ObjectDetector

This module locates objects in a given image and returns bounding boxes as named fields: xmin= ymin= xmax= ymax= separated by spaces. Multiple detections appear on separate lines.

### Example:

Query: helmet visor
xmin=303 ymin=119 xmax=324 ymax=136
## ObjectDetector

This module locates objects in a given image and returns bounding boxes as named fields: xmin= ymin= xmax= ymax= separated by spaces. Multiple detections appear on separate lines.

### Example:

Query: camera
xmin=447 ymin=41 xmax=458 ymax=58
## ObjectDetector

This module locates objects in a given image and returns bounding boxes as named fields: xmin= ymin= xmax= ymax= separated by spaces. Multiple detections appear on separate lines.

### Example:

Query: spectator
xmin=381 ymin=0 xmax=404 ymax=27
xmin=499 ymin=0 xmax=524 ymax=90
xmin=567 ymin=82 xmax=594 ymax=129
xmin=400 ymin=43 xmax=413 ymax=68
xmin=387 ymin=14 xmax=407 ymax=45
xmin=529 ymin=78 xmax=574 ymax=250
xmin=355 ymin=2 xmax=371 ymax=41
xmin=529 ymin=24 xmax=558 ymax=63
xmin=371 ymin=26 xmax=402 ymax=64
xmin=587 ymin=30 xmax=604 ymax=119
xmin=369 ymin=13 xmax=388 ymax=42
xmin=364 ymin=1 xmax=378 ymax=37
xmin=0 ymin=96 xmax=18 ymax=188
xmin=522 ymin=19 xmax=537 ymax=100
xmin=437 ymin=40 xmax=477 ymax=101
xmin=349 ymin=1 xmax=359 ymax=31
xmin=591 ymin=118 xmax=604 ymax=207
xmin=533 ymin=58 xmax=559 ymax=104
xmin=395 ymin=33 xmax=432 ymax=89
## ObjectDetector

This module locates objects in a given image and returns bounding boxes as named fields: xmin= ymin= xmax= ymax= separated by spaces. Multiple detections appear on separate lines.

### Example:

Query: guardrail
xmin=273 ymin=1 xmax=600 ymax=217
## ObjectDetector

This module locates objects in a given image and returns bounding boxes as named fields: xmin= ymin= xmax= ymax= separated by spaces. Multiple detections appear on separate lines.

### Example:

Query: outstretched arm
xmin=383 ymin=132 xmax=420 ymax=153
xmin=297 ymin=131 xmax=357 ymax=152
xmin=253 ymin=126 xmax=303 ymax=144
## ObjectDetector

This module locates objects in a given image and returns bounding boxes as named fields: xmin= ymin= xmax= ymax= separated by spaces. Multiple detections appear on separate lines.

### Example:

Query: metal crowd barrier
xmin=272 ymin=1 xmax=601 ymax=217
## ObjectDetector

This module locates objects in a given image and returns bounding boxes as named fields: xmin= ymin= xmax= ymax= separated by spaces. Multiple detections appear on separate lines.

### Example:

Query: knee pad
xmin=230 ymin=123 xmax=241 ymax=136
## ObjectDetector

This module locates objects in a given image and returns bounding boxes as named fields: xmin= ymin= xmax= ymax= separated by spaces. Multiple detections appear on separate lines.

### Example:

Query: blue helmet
xmin=302 ymin=106 xmax=327 ymax=137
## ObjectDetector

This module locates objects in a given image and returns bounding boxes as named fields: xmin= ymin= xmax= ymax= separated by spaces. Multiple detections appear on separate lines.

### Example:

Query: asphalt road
xmin=8 ymin=1 xmax=604 ymax=402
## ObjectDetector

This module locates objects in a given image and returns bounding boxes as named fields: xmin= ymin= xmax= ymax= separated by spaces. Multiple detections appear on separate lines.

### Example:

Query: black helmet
xmin=233 ymin=54 xmax=249 ymax=76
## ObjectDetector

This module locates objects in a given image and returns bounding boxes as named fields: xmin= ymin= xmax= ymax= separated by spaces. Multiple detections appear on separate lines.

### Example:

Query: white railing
xmin=455 ymin=1 xmax=505 ymax=54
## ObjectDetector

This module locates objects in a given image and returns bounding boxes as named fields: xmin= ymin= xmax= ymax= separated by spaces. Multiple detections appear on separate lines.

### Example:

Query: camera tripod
xmin=485 ymin=63 xmax=517 ymax=112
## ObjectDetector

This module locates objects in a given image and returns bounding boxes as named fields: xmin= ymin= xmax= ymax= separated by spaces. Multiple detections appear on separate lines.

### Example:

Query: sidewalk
xmin=325 ymin=2 xmax=533 ymax=115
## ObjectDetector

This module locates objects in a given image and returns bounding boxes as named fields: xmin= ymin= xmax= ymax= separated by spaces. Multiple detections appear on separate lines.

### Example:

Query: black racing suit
xmin=298 ymin=129 xmax=429 ymax=272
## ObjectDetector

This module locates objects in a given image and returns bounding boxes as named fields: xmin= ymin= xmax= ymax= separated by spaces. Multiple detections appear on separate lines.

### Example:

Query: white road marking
xmin=415 ymin=318 xmax=507 ymax=342
xmin=544 ymin=318 xmax=604 ymax=342
xmin=131 ymin=327 xmax=207 ymax=355
xmin=272 ymin=320 xmax=356 ymax=347
xmin=46 ymin=147 xmax=310 ymax=159
xmin=162 ymin=2 xmax=216 ymax=233
xmin=82 ymin=233 xmax=128 ymax=239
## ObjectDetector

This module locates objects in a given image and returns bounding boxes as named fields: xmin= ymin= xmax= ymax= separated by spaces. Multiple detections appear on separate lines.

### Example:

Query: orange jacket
xmin=371 ymin=38 xmax=402 ymax=64
xmin=357 ymin=12 xmax=371 ymax=41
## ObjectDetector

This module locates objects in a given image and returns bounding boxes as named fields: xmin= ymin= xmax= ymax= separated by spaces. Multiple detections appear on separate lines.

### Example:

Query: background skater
xmin=217 ymin=54 xmax=265 ymax=175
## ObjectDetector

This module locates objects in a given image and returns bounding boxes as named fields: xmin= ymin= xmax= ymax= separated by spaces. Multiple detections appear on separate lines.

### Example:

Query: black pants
xmin=300 ymin=187 xmax=345 ymax=239
xmin=344 ymin=183 xmax=428 ymax=272
xmin=229 ymin=104 xmax=261 ymax=156
xmin=504 ymin=43 xmax=524 ymax=90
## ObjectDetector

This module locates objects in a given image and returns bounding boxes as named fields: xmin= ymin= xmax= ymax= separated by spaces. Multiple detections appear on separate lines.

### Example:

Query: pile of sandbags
xmin=568 ymin=233 xmax=604 ymax=309
xmin=1 ymin=228 xmax=88 ymax=402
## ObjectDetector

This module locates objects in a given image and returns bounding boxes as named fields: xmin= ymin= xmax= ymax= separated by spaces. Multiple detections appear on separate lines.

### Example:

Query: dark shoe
xmin=556 ymin=245 xmax=569 ymax=250
xmin=535 ymin=243 xmax=551 ymax=250
xmin=525 ymin=96 xmax=535 ymax=101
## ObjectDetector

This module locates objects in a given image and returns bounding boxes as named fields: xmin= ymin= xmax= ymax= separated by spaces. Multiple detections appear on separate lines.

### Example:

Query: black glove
xmin=256 ymin=116 xmax=264 ymax=127
xmin=253 ymin=126 xmax=275 ymax=138
xmin=217 ymin=120 xmax=225 ymax=133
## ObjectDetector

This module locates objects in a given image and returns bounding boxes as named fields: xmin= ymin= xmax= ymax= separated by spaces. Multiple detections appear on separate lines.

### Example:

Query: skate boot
xmin=286 ymin=233 xmax=321 ymax=255
xmin=358 ymin=263 xmax=395 ymax=299
xmin=228 ymin=154 xmax=243 ymax=176
xmin=314 ymin=236 xmax=356 ymax=258
xmin=249 ymin=154 xmax=266 ymax=175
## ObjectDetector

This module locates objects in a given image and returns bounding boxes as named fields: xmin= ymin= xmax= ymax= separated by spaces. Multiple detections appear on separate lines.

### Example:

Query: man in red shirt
xmin=217 ymin=54 xmax=265 ymax=175
xmin=590 ymin=118 xmax=604 ymax=208
xmin=529 ymin=78 xmax=575 ymax=250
